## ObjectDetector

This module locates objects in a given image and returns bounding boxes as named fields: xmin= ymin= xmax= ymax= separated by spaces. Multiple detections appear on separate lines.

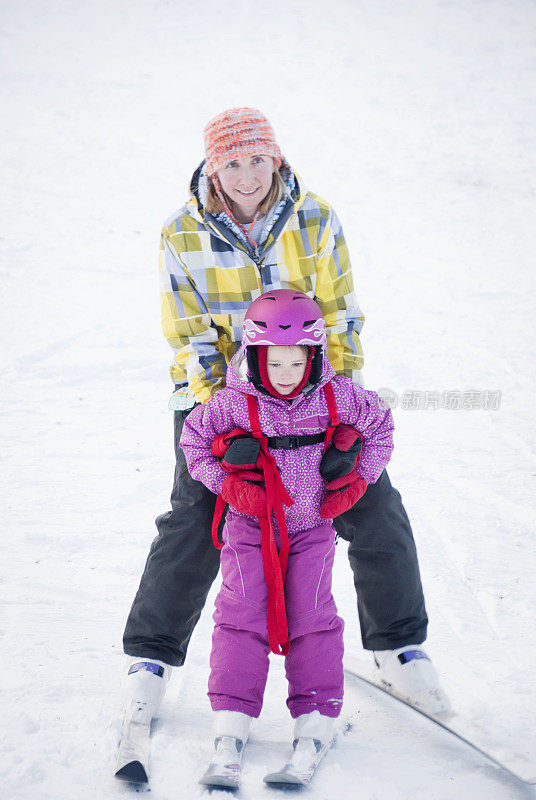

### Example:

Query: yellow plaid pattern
xmin=159 ymin=176 xmax=365 ymax=405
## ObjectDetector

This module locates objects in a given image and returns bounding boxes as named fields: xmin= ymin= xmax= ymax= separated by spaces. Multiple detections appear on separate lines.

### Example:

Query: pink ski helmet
xmin=242 ymin=289 xmax=326 ymax=348
xmin=242 ymin=290 xmax=326 ymax=399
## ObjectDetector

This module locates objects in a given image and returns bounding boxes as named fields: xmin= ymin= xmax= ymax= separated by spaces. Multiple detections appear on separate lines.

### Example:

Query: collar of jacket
xmin=186 ymin=161 xmax=307 ymax=264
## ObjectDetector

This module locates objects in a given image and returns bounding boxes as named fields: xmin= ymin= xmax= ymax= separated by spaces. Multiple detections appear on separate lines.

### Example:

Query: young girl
xmin=180 ymin=289 xmax=394 ymax=786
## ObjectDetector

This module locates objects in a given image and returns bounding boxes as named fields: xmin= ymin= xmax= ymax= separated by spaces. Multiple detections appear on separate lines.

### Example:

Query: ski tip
xmin=115 ymin=760 xmax=149 ymax=784
xmin=263 ymin=771 xmax=305 ymax=789
xmin=198 ymin=775 xmax=240 ymax=791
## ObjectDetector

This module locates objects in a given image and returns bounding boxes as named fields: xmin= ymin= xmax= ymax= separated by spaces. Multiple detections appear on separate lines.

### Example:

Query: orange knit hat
xmin=203 ymin=107 xmax=282 ymax=176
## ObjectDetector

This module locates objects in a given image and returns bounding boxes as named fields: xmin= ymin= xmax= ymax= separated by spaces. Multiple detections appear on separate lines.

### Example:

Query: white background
xmin=1 ymin=1 xmax=535 ymax=798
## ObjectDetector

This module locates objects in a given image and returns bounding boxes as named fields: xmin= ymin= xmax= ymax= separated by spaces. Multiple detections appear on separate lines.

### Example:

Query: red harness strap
xmin=211 ymin=381 xmax=339 ymax=656
xmin=322 ymin=381 xmax=339 ymax=453
xmin=246 ymin=394 xmax=294 ymax=655
xmin=212 ymin=495 xmax=227 ymax=550
xmin=211 ymin=427 xmax=252 ymax=551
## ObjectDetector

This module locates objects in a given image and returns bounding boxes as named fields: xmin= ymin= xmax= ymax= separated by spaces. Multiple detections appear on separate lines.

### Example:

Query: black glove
xmin=221 ymin=436 xmax=261 ymax=472
xmin=320 ymin=424 xmax=363 ymax=482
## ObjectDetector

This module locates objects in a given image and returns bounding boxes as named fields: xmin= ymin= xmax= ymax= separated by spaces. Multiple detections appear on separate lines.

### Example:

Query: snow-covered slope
xmin=1 ymin=1 xmax=535 ymax=798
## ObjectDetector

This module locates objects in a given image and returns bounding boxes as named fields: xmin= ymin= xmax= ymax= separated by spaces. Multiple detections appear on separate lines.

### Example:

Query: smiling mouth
xmin=236 ymin=188 xmax=259 ymax=196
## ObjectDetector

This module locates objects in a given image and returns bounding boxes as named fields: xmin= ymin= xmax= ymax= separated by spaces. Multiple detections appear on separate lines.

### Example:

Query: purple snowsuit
xmin=180 ymin=347 xmax=394 ymax=719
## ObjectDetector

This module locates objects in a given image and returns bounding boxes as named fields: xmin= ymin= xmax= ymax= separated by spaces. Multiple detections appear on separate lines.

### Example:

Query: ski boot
xmin=115 ymin=657 xmax=171 ymax=783
xmin=373 ymin=644 xmax=451 ymax=714
xmin=264 ymin=710 xmax=335 ymax=787
xmin=199 ymin=710 xmax=252 ymax=790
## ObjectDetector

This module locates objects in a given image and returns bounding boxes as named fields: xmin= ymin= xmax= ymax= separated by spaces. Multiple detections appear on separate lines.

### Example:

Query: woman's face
xmin=215 ymin=155 xmax=276 ymax=222
xmin=266 ymin=346 xmax=308 ymax=396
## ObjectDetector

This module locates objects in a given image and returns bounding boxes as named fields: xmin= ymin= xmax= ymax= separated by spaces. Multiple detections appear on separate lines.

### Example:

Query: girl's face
xmin=266 ymin=346 xmax=308 ymax=396
xmin=215 ymin=155 xmax=276 ymax=222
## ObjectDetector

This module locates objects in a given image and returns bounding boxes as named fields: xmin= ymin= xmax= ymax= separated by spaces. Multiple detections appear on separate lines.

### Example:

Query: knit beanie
xmin=204 ymin=107 xmax=282 ymax=176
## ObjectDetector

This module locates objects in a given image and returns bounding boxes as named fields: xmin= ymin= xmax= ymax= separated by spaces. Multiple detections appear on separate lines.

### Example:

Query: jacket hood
xmin=226 ymin=344 xmax=336 ymax=409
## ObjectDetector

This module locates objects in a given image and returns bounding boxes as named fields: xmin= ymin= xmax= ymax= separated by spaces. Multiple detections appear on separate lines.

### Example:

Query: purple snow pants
xmin=208 ymin=511 xmax=345 ymax=719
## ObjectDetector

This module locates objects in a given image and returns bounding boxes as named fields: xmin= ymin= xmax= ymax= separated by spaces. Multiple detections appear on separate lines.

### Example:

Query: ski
xmin=263 ymin=736 xmax=334 ymax=788
xmin=344 ymin=656 xmax=536 ymax=786
xmin=263 ymin=711 xmax=357 ymax=789
xmin=115 ymin=719 xmax=151 ymax=787
xmin=199 ymin=736 xmax=245 ymax=790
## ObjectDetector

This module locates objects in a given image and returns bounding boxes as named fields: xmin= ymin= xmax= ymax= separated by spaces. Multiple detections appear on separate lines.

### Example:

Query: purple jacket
xmin=180 ymin=347 xmax=394 ymax=534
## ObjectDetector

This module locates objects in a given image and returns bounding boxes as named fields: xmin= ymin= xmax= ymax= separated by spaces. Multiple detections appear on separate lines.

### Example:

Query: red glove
xmin=221 ymin=470 xmax=267 ymax=516
xmin=319 ymin=471 xmax=367 ymax=518
xmin=319 ymin=424 xmax=366 ymax=518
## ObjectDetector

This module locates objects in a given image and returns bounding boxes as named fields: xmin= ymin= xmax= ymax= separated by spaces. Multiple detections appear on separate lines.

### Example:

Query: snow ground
xmin=1 ymin=1 xmax=535 ymax=798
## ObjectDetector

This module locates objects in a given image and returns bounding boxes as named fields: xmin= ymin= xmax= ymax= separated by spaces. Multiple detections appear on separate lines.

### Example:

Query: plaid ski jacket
xmin=159 ymin=161 xmax=365 ymax=407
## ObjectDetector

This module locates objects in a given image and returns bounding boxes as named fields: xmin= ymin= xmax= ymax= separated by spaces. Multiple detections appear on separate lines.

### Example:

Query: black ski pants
xmin=123 ymin=411 xmax=428 ymax=666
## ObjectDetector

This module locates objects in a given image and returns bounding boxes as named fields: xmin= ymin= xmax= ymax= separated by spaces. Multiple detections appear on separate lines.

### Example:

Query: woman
xmin=116 ymin=108 xmax=446 ymax=784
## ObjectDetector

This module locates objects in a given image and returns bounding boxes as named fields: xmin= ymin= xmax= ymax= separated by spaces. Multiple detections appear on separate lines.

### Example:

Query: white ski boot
xmin=264 ymin=710 xmax=335 ymax=787
xmin=373 ymin=645 xmax=451 ymax=714
xmin=115 ymin=657 xmax=172 ymax=783
xmin=199 ymin=710 xmax=252 ymax=789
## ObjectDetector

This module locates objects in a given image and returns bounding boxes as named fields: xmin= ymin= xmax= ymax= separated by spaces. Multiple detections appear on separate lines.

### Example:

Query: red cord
xmin=211 ymin=382 xmax=339 ymax=655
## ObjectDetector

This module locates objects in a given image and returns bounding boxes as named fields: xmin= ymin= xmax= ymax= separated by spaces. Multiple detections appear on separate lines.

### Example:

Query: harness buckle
xmin=273 ymin=436 xmax=300 ymax=449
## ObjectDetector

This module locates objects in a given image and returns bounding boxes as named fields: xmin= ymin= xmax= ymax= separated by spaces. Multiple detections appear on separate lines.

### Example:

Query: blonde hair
xmin=267 ymin=344 xmax=309 ymax=357
xmin=205 ymin=168 xmax=287 ymax=217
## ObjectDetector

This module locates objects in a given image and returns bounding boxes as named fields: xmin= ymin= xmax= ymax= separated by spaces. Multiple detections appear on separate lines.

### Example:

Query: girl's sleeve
xmin=178 ymin=395 xmax=233 ymax=495
xmin=345 ymin=386 xmax=395 ymax=484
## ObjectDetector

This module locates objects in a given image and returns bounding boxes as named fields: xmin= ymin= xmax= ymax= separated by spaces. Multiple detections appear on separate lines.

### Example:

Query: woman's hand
xmin=319 ymin=424 xmax=366 ymax=518
xmin=320 ymin=424 xmax=363 ymax=482
xmin=211 ymin=430 xmax=261 ymax=471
